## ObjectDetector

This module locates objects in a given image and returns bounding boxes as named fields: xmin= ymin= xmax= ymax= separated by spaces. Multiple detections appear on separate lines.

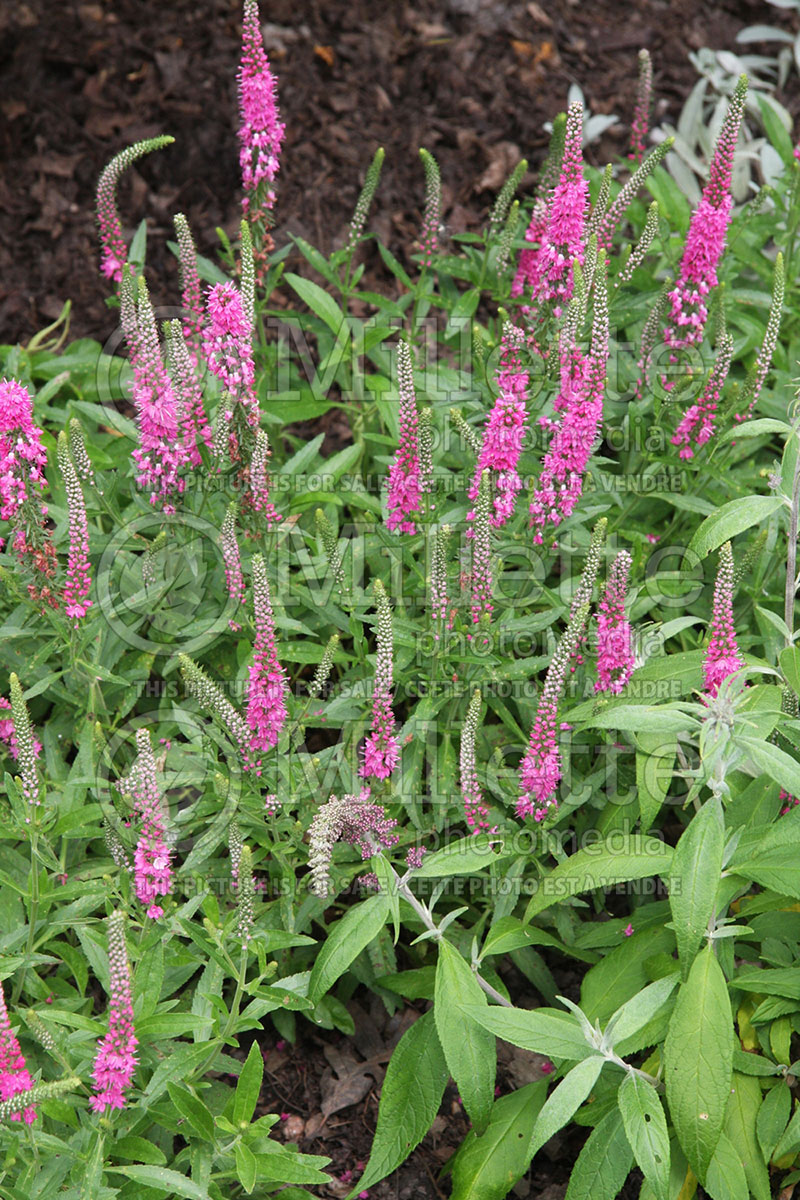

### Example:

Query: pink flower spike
xmin=360 ymin=580 xmax=399 ymax=781
xmin=536 ymin=101 xmax=588 ymax=310
xmin=594 ymin=550 xmax=635 ymax=695
xmin=90 ymin=911 xmax=138 ymax=1113
xmin=245 ymin=554 xmax=288 ymax=760
xmin=629 ymin=50 xmax=652 ymax=164
xmin=703 ymin=541 xmax=743 ymax=698
xmin=173 ymin=213 xmax=205 ymax=350
xmin=238 ymin=0 xmax=285 ymax=234
xmin=671 ymin=334 xmax=733 ymax=459
xmin=468 ymin=324 xmax=528 ymax=529
xmin=0 ymin=981 xmax=36 ymax=1123
xmin=119 ymin=728 xmax=173 ymax=918
xmin=386 ymin=342 xmax=422 ymax=534
xmin=203 ymin=282 xmax=259 ymax=442
xmin=95 ymin=137 xmax=173 ymax=284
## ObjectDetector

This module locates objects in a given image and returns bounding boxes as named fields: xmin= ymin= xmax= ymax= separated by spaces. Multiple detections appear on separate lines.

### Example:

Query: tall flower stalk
xmin=703 ymin=541 xmax=743 ymax=698
xmin=517 ymin=605 xmax=588 ymax=821
xmin=360 ymin=580 xmax=399 ymax=781
xmin=460 ymin=690 xmax=491 ymax=831
xmin=95 ymin=136 xmax=174 ymax=283
xmin=120 ymin=728 xmax=172 ymax=919
xmin=238 ymin=0 xmax=285 ymax=273
xmin=386 ymin=341 xmax=421 ymax=534
xmin=89 ymin=911 xmax=137 ymax=1112
xmin=419 ymin=149 xmax=442 ymax=266
xmin=245 ymin=554 xmax=288 ymax=766
xmin=595 ymin=551 xmax=635 ymax=694
xmin=629 ymin=49 xmax=653 ymax=163
xmin=468 ymin=324 xmax=528 ymax=528
xmin=57 ymin=432 xmax=92 ymax=622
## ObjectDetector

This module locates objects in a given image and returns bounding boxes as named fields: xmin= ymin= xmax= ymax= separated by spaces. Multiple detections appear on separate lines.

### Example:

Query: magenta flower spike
xmin=671 ymin=333 xmax=733 ymax=459
xmin=386 ymin=341 xmax=422 ymax=535
xmin=0 ymin=982 xmax=36 ymax=1124
xmin=0 ymin=378 xmax=55 ymax=582
xmin=89 ymin=911 xmax=138 ymax=1113
xmin=122 ymin=275 xmax=188 ymax=510
xmin=360 ymin=580 xmax=400 ymax=781
xmin=95 ymin=136 xmax=174 ymax=284
xmin=537 ymin=101 xmax=588 ymax=314
xmin=661 ymin=77 xmax=747 ymax=373
xmin=703 ymin=541 xmax=744 ymax=698
xmin=468 ymin=324 xmax=528 ymax=528
xmin=594 ymin=551 xmax=635 ymax=695
xmin=120 ymin=728 xmax=173 ymax=919
xmin=629 ymin=50 xmax=653 ymax=164
xmin=238 ymin=0 xmax=285 ymax=256
xmin=245 ymin=554 xmax=288 ymax=766
xmin=57 ymin=433 xmax=92 ymax=622
xmin=203 ymin=282 xmax=259 ymax=441
xmin=529 ymin=267 xmax=608 ymax=543
xmin=517 ymin=608 xmax=587 ymax=822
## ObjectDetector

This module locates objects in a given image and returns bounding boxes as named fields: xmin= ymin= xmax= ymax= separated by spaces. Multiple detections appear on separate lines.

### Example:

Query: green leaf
xmin=718 ymin=418 xmax=790 ymax=445
xmin=772 ymin=1104 xmax=800 ymax=1159
xmin=737 ymin=736 xmax=800 ymax=799
xmin=564 ymin=1106 xmax=634 ymax=1200
xmin=309 ymin=892 xmax=390 ymax=1005
xmin=435 ymin=942 xmax=495 ymax=1133
xmin=687 ymin=496 xmax=784 ymax=559
xmin=618 ymin=1073 xmax=670 ymax=1200
xmin=756 ymin=1079 xmax=791 ymax=1163
xmin=349 ymin=1011 xmax=448 ymax=1197
xmin=106 ymin=1165 xmax=210 ymax=1199
xmin=524 ymin=836 xmax=673 ymax=921
xmin=235 ymin=1143 xmax=257 ymax=1194
xmin=112 ymin=1136 xmax=168 ymax=1166
xmin=529 ymin=1056 xmax=604 ymax=1159
xmin=725 ymin=1073 xmax=771 ymax=1200
xmin=233 ymin=1040 xmax=264 ymax=1127
xmin=605 ymin=975 xmax=679 ymax=1049
xmin=663 ymin=947 xmax=733 ymax=1181
xmin=780 ymin=644 xmax=800 ymax=697
xmin=412 ymin=835 xmax=510 ymax=878
xmin=583 ymin=706 xmax=697 ymax=735
xmin=734 ymin=967 xmax=800 ymax=999
xmin=285 ymin=273 xmax=348 ymax=341
xmin=668 ymin=797 xmax=725 ymax=976
xmin=458 ymin=1004 xmax=592 ymax=1061
xmin=704 ymin=1131 xmax=748 ymax=1200
xmin=636 ymin=733 xmax=677 ymax=830
xmin=450 ymin=1082 xmax=548 ymax=1200
xmin=167 ymin=1083 xmax=215 ymax=1143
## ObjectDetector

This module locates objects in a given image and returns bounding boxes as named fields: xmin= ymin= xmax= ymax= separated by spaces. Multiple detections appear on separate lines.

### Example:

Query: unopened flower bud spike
xmin=96 ymin=136 xmax=174 ymax=283
xmin=488 ymin=158 xmax=527 ymax=238
xmin=315 ymin=508 xmax=345 ymax=590
xmin=419 ymin=148 xmax=442 ymax=267
xmin=346 ymin=146 xmax=385 ymax=254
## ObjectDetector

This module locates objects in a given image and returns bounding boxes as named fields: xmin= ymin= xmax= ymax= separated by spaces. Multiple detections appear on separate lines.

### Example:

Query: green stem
xmin=13 ymin=831 xmax=40 ymax=1005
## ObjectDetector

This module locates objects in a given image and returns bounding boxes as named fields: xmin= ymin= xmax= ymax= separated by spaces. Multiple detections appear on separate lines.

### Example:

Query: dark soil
xmin=0 ymin=0 xmax=788 ymax=350
xmin=0 ymin=0 xmax=790 ymax=1194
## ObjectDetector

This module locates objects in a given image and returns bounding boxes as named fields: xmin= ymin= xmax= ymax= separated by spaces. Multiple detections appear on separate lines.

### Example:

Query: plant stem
xmin=13 ymin=831 xmax=40 ymax=1005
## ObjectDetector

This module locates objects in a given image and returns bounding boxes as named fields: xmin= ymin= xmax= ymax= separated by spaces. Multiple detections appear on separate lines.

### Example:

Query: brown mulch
xmin=0 ymin=0 xmax=785 ymax=350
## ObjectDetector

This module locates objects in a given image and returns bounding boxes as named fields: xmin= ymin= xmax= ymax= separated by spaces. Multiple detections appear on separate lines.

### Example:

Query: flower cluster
xmin=595 ymin=551 xmax=635 ymax=694
xmin=386 ymin=341 xmax=421 ymax=534
xmin=470 ymin=470 xmax=493 ymax=625
xmin=0 ymin=983 xmax=36 ymax=1124
xmin=247 ymin=429 xmax=280 ymax=526
xmin=89 ymin=911 xmax=138 ymax=1112
xmin=703 ymin=541 xmax=743 ymax=698
xmin=203 ymin=282 xmax=259 ymax=442
xmin=9 ymin=674 xmax=41 ymax=813
xmin=308 ymin=789 xmax=398 ymax=897
xmin=671 ymin=334 xmax=733 ymax=459
xmin=245 ymin=554 xmax=288 ymax=764
xmin=174 ymin=213 xmax=205 ymax=351
xmin=530 ymin=102 xmax=588 ymax=316
xmin=360 ymin=580 xmax=400 ymax=780
xmin=0 ymin=379 xmax=54 ymax=581
xmin=220 ymin=503 xmax=245 ymax=625
xmin=419 ymin=148 xmax=442 ymax=266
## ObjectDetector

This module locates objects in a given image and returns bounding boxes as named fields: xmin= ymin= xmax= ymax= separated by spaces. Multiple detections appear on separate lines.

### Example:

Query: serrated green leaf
xmin=459 ymin=1003 xmax=592 ymax=1061
xmin=233 ymin=1041 xmax=263 ymax=1127
xmin=450 ymin=1082 xmax=548 ymax=1200
xmin=309 ymin=892 xmax=389 ymax=1005
xmin=524 ymin=836 xmax=673 ymax=921
xmin=687 ymin=496 xmax=784 ymax=559
xmin=564 ymin=1105 xmax=634 ymax=1200
xmin=668 ymin=797 xmax=725 ymax=976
